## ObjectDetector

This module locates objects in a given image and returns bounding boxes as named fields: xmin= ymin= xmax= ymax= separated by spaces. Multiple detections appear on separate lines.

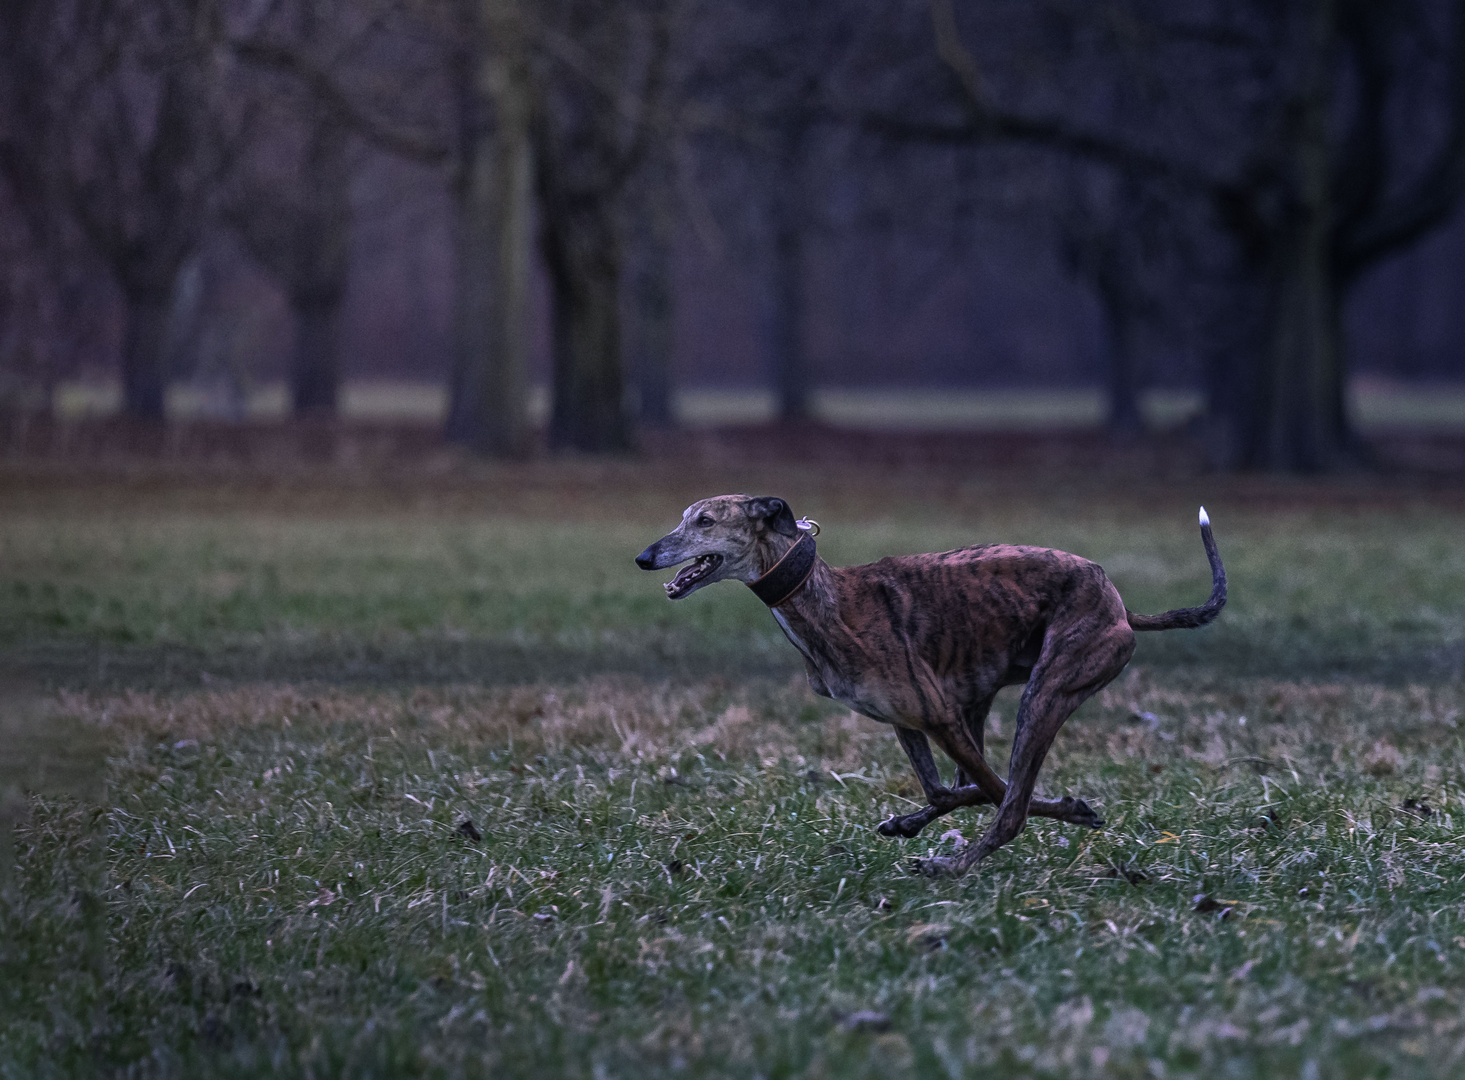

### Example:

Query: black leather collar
xmin=748 ymin=532 xmax=818 ymax=607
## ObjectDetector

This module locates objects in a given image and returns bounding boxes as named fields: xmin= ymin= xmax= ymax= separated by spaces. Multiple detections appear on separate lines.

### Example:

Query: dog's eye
xmin=697 ymin=515 xmax=714 ymax=528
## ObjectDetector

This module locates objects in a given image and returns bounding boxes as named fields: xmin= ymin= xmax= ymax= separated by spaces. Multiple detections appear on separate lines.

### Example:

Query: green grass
xmin=6 ymin=466 xmax=1465 ymax=1077
xmin=3 ymin=482 xmax=1465 ymax=683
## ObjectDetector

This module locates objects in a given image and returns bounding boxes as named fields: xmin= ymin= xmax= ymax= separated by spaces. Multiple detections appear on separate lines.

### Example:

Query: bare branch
xmin=231 ymin=36 xmax=449 ymax=164
xmin=1329 ymin=0 xmax=1392 ymax=246
xmin=888 ymin=0 xmax=1230 ymax=198
xmin=929 ymin=0 xmax=988 ymax=114
xmin=1336 ymin=0 xmax=1465 ymax=278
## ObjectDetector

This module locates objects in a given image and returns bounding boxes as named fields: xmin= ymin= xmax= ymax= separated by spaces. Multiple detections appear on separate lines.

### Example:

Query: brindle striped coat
xmin=636 ymin=495 xmax=1225 ymax=877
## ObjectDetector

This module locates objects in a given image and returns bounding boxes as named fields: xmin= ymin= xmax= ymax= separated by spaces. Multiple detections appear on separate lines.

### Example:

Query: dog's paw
xmin=1065 ymin=797 xmax=1104 ymax=830
xmin=878 ymin=813 xmax=927 ymax=839
xmin=908 ymin=854 xmax=958 ymax=877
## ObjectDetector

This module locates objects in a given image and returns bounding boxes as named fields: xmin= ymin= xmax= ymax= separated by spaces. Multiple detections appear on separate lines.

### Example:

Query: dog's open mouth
xmin=664 ymin=554 xmax=722 ymax=599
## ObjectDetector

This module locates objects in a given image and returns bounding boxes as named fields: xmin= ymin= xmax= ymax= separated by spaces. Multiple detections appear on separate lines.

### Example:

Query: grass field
xmin=7 ymin=456 xmax=1465 ymax=1078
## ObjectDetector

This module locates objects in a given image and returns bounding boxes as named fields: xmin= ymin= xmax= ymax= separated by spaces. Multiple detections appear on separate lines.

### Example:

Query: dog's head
xmin=635 ymin=494 xmax=800 ymax=599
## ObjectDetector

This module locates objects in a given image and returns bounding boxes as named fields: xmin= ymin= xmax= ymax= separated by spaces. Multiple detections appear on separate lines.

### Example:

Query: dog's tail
xmin=1126 ymin=507 xmax=1226 ymax=632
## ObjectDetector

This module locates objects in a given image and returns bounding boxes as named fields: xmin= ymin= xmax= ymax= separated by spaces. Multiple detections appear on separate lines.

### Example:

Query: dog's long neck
xmin=755 ymin=531 xmax=843 ymax=632
xmin=757 ymin=538 xmax=856 ymax=697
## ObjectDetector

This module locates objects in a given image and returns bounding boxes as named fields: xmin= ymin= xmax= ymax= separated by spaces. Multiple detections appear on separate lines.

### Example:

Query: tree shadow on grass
xmin=3 ymin=618 xmax=1464 ymax=695
xmin=1135 ymin=620 xmax=1465 ymax=685
xmin=0 ymin=635 xmax=805 ymax=694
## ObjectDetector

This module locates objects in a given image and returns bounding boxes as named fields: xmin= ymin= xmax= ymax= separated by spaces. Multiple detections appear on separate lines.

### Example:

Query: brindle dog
xmin=635 ymin=495 xmax=1225 ymax=877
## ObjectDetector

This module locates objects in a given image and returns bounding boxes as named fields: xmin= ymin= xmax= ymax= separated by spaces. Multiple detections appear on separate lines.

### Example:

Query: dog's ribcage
xmin=765 ymin=545 xmax=1118 ymax=729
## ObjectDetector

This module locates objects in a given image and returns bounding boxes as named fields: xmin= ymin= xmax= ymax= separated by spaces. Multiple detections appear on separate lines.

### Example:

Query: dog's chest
xmin=770 ymin=609 xmax=809 ymax=656
xmin=767 ymin=609 xmax=826 ymax=677
xmin=771 ymin=609 xmax=885 ymax=716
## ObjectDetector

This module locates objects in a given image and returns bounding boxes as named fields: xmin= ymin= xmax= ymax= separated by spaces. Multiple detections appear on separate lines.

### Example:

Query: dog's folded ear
xmin=746 ymin=496 xmax=799 ymax=537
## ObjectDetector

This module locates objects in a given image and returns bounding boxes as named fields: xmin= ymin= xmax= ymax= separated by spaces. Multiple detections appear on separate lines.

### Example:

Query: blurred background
xmin=2 ymin=0 xmax=1464 ymax=473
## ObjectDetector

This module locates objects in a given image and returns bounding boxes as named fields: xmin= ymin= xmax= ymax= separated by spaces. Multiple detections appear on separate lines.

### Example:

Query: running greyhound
xmin=635 ymin=496 xmax=1225 ymax=877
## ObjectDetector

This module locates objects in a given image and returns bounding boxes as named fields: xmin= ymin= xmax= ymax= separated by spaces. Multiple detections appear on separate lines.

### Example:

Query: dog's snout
xmin=635 ymin=543 xmax=659 ymax=570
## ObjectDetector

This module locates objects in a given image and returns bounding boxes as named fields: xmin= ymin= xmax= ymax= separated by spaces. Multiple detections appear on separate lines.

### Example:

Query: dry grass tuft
xmin=48 ymin=675 xmax=890 ymax=777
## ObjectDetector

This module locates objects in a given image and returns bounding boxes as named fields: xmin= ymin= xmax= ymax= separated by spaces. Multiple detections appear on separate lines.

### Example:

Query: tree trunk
xmin=290 ymin=298 xmax=340 ymax=416
xmin=1251 ymin=0 xmax=1350 ymax=472
xmin=474 ymin=85 xmax=534 ymax=458
xmin=1198 ymin=282 xmax=1267 ymax=470
xmin=289 ymin=121 xmax=350 ymax=419
xmin=445 ymin=129 xmax=492 ymax=444
xmin=226 ymin=123 xmax=350 ymax=420
xmin=444 ymin=12 xmax=534 ymax=458
xmin=1255 ymin=222 xmax=1347 ymax=471
xmin=1205 ymin=213 xmax=1348 ymax=472
xmin=766 ymin=214 xmax=809 ymax=422
xmin=443 ymin=36 xmax=487 ymax=445
xmin=1095 ymin=276 xmax=1144 ymax=435
xmin=121 ymin=293 xmax=169 ymax=421
xmin=626 ymin=171 xmax=675 ymax=428
xmin=545 ymin=211 xmax=632 ymax=452
xmin=629 ymin=234 xmax=674 ymax=427
xmin=762 ymin=128 xmax=811 ymax=423
xmin=1202 ymin=0 xmax=1353 ymax=473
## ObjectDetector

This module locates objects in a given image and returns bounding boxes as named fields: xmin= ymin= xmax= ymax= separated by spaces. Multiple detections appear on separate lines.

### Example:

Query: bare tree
xmin=439 ymin=0 xmax=535 ymax=456
xmin=227 ymin=1 xmax=356 ymax=418
xmin=1209 ymin=0 xmax=1465 ymax=469
xmin=909 ymin=0 xmax=1465 ymax=471
xmin=232 ymin=0 xmax=534 ymax=452
xmin=0 ymin=195 xmax=66 ymax=413
xmin=692 ymin=3 xmax=859 ymax=423
xmin=236 ymin=0 xmax=676 ymax=454
xmin=1 ymin=0 xmax=240 ymax=422
xmin=623 ymin=147 xmax=678 ymax=428
xmin=0 ymin=144 xmax=109 ymax=416
xmin=761 ymin=126 xmax=815 ymax=422
xmin=534 ymin=0 xmax=674 ymax=452
xmin=1056 ymin=168 xmax=1195 ymax=436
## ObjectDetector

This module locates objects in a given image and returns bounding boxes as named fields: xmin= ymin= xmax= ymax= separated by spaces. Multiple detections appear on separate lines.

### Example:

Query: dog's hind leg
xmin=880 ymin=737 xmax=1101 ymax=839
xmin=951 ymin=690 xmax=1100 ymax=826
xmin=922 ymin=616 xmax=1135 ymax=877
xmin=880 ymin=696 xmax=1101 ymax=839
xmin=878 ymin=655 xmax=1107 ymax=843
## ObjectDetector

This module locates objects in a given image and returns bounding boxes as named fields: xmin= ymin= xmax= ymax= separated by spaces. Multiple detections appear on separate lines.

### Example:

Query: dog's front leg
xmin=894 ymin=726 xmax=945 ymax=798
xmin=878 ymin=726 xmax=991 ymax=839
xmin=952 ymin=696 xmax=992 ymax=789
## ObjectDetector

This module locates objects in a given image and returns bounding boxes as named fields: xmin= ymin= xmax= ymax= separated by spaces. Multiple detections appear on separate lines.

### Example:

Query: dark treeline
xmin=2 ymin=0 xmax=1465 ymax=470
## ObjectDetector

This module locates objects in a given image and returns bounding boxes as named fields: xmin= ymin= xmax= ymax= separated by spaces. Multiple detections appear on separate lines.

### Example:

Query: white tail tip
xmin=1199 ymin=506 xmax=1210 ymax=527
